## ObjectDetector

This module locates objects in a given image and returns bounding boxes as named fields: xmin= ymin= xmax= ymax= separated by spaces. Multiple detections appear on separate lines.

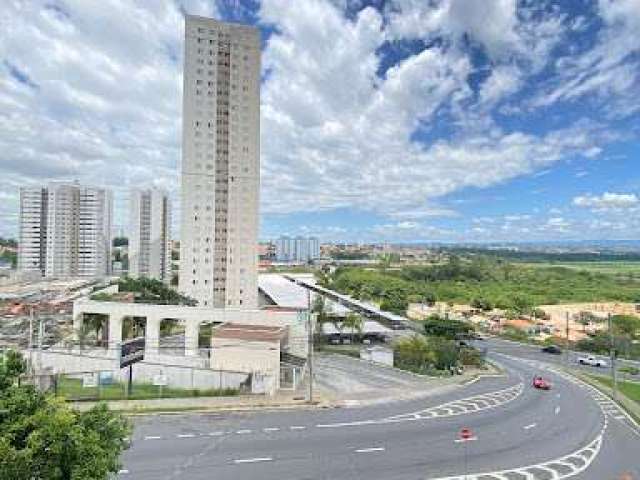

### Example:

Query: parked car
xmin=577 ymin=355 xmax=608 ymax=367
xmin=532 ymin=376 xmax=551 ymax=390
xmin=541 ymin=345 xmax=562 ymax=355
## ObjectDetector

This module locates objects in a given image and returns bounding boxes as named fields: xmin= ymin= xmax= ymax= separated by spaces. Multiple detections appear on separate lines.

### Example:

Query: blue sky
xmin=0 ymin=0 xmax=639 ymax=243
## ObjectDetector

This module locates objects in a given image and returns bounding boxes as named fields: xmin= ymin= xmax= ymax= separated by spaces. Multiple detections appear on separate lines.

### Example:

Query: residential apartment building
xmin=17 ymin=182 xmax=112 ymax=279
xmin=129 ymin=188 xmax=171 ymax=282
xmin=178 ymin=15 xmax=261 ymax=308
xmin=17 ymin=187 xmax=48 ymax=276
xmin=275 ymin=236 xmax=320 ymax=263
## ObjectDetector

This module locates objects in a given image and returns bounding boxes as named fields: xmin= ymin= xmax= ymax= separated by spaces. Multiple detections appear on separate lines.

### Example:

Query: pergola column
xmin=185 ymin=321 xmax=199 ymax=356
xmin=108 ymin=314 xmax=123 ymax=356
xmin=145 ymin=316 xmax=162 ymax=356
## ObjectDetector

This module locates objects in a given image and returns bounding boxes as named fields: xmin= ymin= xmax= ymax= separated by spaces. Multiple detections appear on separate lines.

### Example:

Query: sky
xmin=0 ymin=0 xmax=639 ymax=244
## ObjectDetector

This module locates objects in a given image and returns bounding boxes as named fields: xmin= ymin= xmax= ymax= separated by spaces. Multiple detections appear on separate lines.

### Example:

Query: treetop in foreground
xmin=0 ymin=351 xmax=131 ymax=480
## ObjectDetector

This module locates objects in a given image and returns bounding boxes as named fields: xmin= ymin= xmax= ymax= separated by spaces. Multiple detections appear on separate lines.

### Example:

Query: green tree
xmin=0 ymin=351 xmax=131 ymax=480
xmin=429 ymin=336 xmax=460 ymax=370
xmin=471 ymin=297 xmax=493 ymax=311
xmin=423 ymin=315 xmax=474 ymax=339
xmin=379 ymin=295 xmax=408 ymax=315
xmin=312 ymin=295 xmax=328 ymax=325
xmin=394 ymin=335 xmax=435 ymax=373
xmin=112 ymin=237 xmax=128 ymax=247
xmin=343 ymin=313 xmax=363 ymax=343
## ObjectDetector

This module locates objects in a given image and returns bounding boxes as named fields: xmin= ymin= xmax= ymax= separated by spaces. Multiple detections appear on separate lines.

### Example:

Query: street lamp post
xmin=608 ymin=313 xmax=618 ymax=401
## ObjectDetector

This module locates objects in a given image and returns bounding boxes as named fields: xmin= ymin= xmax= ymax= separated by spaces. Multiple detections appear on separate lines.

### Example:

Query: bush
xmin=459 ymin=347 xmax=483 ymax=367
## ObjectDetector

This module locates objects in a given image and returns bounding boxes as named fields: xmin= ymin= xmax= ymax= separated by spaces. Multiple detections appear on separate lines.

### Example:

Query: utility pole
xmin=307 ymin=287 xmax=313 ymax=404
xmin=608 ymin=313 xmax=618 ymax=401
xmin=565 ymin=311 xmax=570 ymax=368
xmin=28 ymin=306 xmax=33 ymax=352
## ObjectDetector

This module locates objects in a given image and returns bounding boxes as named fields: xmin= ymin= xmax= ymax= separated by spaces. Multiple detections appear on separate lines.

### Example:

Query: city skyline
xmin=1 ymin=1 xmax=639 ymax=244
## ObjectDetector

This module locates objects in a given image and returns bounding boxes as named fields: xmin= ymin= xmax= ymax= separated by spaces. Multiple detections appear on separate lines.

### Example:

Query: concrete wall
xmin=30 ymin=349 xmax=251 ymax=391
xmin=210 ymin=337 xmax=280 ymax=394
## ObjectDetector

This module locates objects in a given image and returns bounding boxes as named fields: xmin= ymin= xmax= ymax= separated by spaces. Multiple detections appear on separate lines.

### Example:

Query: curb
xmin=569 ymin=371 xmax=640 ymax=429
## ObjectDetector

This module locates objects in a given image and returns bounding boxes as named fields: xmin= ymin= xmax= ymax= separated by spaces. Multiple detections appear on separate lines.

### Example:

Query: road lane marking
xmin=355 ymin=447 xmax=385 ymax=453
xmin=263 ymin=427 xmax=280 ymax=432
xmin=177 ymin=434 xmax=195 ymax=438
xmin=234 ymin=457 xmax=273 ymax=464
xmin=236 ymin=429 xmax=252 ymax=434
xmin=454 ymin=437 xmax=477 ymax=443
xmin=144 ymin=435 xmax=162 ymax=440
xmin=523 ymin=423 xmax=537 ymax=430
xmin=289 ymin=425 xmax=306 ymax=430
xmin=208 ymin=431 xmax=224 ymax=436
xmin=118 ymin=470 xmax=129 ymax=475
xmin=554 ymin=406 xmax=561 ymax=415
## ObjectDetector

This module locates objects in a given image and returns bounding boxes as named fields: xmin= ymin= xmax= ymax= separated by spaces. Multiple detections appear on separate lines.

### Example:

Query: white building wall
xmin=179 ymin=15 xmax=260 ymax=309
xmin=129 ymin=189 xmax=171 ymax=282
xmin=78 ymin=186 xmax=112 ymax=277
xmin=18 ymin=187 xmax=47 ymax=276
xmin=29 ymin=182 xmax=113 ymax=279
xmin=45 ymin=183 xmax=80 ymax=278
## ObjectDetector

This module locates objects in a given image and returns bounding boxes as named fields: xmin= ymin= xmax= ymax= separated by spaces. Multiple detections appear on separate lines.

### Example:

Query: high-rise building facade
xmin=17 ymin=187 xmax=48 ymax=276
xmin=18 ymin=182 xmax=112 ymax=279
xmin=129 ymin=188 xmax=171 ymax=282
xmin=179 ymin=15 xmax=261 ymax=309
xmin=275 ymin=236 xmax=292 ymax=262
xmin=275 ymin=236 xmax=321 ymax=263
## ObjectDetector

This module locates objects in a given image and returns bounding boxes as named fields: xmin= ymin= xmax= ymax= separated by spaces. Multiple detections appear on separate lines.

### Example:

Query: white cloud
xmin=530 ymin=0 xmax=640 ymax=114
xmin=573 ymin=192 xmax=639 ymax=210
xmin=479 ymin=66 xmax=522 ymax=106
xmin=0 ymin=0 xmax=218 ymax=236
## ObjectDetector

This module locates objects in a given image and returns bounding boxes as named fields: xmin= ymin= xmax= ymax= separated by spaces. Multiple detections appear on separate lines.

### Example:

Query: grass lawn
xmin=587 ymin=375 xmax=640 ymax=404
xmin=316 ymin=343 xmax=361 ymax=358
xmin=522 ymin=261 xmax=640 ymax=276
xmin=56 ymin=376 xmax=238 ymax=401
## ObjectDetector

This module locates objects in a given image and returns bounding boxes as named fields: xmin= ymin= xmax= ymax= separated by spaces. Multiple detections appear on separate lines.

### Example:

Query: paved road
xmin=480 ymin=336 xmax=640 ymax=377
xmin=314 ymin=353 xmax=463 ymax=405
xmin=119 ymin=348 xmax=639 ymax=479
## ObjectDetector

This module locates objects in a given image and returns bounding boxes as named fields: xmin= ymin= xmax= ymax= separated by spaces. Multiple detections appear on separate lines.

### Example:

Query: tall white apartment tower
xmin=43 ymin=182 xmax=112 ymax=278
xmin=129 ymin=188 xmax=171 ymax=282
xmin=17 ymin=182 xmax=112 ymax=279
xmin=17 ymin=187 xmax=48 ymax=276
xmin=179 ymin=15 xmax=260 ymax=309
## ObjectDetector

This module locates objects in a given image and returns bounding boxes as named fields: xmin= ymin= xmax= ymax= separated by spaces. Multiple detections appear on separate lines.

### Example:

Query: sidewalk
xmin=71 ymin=390 xmax=330 ymax=414
xmin=71 ymin=362 xmax=503 ymax=414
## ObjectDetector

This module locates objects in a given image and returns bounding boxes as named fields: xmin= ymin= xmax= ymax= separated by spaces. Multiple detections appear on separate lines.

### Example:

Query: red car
xmin=533 ymin=376 xmax=551 ymax=390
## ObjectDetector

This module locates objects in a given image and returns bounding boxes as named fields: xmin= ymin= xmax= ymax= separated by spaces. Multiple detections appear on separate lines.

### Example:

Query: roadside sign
xmin=82 ymin=373 xmax=97 ymax=388
xmin=455 ymin=427 xmax=477 ymax=443
xmin=153 ymin=374 xmax=168 ymax=386
xmin=120 ymin=337 xmax=145 ymax=368
xmin=98 ymin=371 xmax=114 ymax=385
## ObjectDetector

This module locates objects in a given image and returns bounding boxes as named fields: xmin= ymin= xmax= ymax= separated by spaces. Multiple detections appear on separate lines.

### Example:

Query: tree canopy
xmin=0 ymin=351 xmax=131 ymax=480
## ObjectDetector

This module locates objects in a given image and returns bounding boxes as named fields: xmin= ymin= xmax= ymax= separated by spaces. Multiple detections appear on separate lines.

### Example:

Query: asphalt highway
xmin=119 ymin=344 xmax=640 ymax=479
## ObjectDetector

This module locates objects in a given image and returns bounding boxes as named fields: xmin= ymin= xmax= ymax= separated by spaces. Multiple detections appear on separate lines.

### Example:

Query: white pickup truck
xmin=577 ymin=355 xmax=608 ymax=367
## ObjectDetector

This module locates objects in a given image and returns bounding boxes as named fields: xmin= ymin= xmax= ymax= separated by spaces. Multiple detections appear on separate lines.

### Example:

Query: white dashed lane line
xmin=263 ymin=427 xmax=280 ymax=432
xmin=177 ymin=433 xmax=195 ymax=438
xmin=236 ymin=429 xmax=252 ymax=434
xmin=523 ymin=423 xmax=537 ymax=430
xmin=355 ymin=447 xmax=385 ymax=453
xmin=208 ymin=431 xmax=225 ymax=436
xmin=554 ymin=406 xmax=561 ymax=415
xmin=118 ymin=470 xmax=129 ymax=475
xmin=233 ymin=457 xmax=273 ymax=464
xmin=289 ymin=425 xmax=306 ymax=430
xmin=143 ymin=435 xmax=162 ymax=440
